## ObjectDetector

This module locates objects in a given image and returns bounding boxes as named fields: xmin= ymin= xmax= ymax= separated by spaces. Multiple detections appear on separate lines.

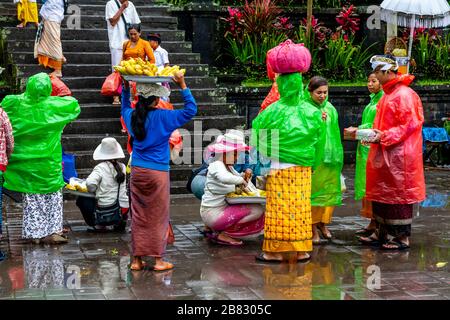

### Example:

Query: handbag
xmin=114 ymin=0 xmax=131 ymax=38
xmin=94 ymin=181 xmax=122 ymax=226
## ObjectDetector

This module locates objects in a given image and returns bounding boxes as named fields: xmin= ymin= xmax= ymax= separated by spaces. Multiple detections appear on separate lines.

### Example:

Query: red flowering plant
xmin=223 ymin=7 xmax=244 ymax=39
xmin=335 ymin=4 xmax=360 ymax=36
xmin=220 ymin=0 xmax=293 ymax=80
xmin=401 ymin=27 xmax=439 ymax=43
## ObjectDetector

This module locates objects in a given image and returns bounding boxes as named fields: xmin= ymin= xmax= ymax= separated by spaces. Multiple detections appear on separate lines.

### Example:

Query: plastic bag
xmin=101 ymin=71 xmax=122 ymax=96
xmin=62 ymin=151 xmax=77 ymax=183
xmin=50 ymin=75 xmax=72 ymax=97
xmin=259 ymin=82 xmax=280 ymax=114
xmin=1 ymin=73 xmax=80 ymax=193
xmin=340 ymin=174 xmax=347 ymax=193
xmin=251 ymin=73 xmax=323 ymax=167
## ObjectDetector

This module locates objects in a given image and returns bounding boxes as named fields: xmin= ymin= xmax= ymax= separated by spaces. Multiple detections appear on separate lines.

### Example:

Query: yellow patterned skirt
xmin=263 ymin=166 xmax=312 ymax=253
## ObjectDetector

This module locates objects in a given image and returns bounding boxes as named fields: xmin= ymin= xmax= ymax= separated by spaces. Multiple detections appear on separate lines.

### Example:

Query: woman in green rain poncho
xmin=303 ymin=76 xmax=343 ymax=245
xmin=0 ymin=73 xmax=80 ymax=244
xmin=251 ymin=72 xmax=324 ymax=263
xmin=346 ymin=72 xmax=383 ymax=237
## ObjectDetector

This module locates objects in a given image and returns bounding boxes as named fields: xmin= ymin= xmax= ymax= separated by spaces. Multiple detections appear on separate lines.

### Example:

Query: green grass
xmin=239 ymin=78 xmax=450 ymax=88
xmin=241 ymin=79 xmax=273 ymax=87
xmin=416 ymin=79 xmax=450 ymax=86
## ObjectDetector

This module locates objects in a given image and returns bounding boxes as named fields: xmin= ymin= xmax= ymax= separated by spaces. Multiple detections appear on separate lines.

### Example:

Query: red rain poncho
xmin=259 ymin=82 xmax=280 ymax=114
xmin=365 ymin=74 xmax=425 ymax=204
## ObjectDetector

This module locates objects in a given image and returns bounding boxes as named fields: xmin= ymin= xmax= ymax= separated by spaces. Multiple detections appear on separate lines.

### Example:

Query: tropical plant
xmin=335 ymin=4 xmax=360 ymax=35
xmin=226 ymin=32 xmax=288 ymax=79
xmin=222 ymin=0 xmax=293 ymax=41
xmin=412 ymin=31 xmax=450 ymax=79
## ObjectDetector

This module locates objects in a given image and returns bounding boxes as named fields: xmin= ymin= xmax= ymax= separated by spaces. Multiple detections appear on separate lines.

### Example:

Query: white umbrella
xmin=380 ymin=0 xmax=450 ymax=73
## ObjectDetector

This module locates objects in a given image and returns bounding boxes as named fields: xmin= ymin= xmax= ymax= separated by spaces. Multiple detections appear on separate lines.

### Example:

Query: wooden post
xmin=306 ymin=0 xmax=313 ymax=39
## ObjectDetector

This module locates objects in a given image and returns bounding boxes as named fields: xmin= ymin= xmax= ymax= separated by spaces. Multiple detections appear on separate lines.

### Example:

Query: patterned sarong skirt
xmin=263 ymin=166 xmax=312 ymax=253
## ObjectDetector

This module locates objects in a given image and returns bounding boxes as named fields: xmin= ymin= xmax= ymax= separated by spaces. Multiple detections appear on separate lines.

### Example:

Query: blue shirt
xmin=121 ymin=87 xmax=197 ymax=171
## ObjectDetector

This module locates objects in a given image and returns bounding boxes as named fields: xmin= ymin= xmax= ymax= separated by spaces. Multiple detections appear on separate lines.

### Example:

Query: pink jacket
xmin=0 ymin=108 xmax=14 ymax=172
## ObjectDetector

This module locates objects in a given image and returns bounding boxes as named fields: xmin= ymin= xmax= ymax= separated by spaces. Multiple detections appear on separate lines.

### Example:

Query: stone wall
xmin=225 ymin=84 xmax=450 ymax=163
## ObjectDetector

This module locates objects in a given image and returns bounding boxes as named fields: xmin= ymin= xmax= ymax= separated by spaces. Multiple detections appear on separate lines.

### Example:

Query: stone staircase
xmin=0 ymin=0 xmax=245 ymax=196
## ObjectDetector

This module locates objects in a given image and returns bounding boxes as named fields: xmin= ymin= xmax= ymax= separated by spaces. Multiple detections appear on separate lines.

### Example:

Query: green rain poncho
xmin=303 ymin=91 xmax=343 ymax=207
xmin=354 ymin=90 xmax=383 ymax=200
xmin=0 ymin=73 xmax=80 ymax=194
xmin=250 ymin=73 xmax=323 ymax=167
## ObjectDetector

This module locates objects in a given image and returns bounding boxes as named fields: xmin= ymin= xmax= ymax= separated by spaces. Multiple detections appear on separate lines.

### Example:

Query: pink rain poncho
xmin=365 ymin=74 xmax=425 ymax=204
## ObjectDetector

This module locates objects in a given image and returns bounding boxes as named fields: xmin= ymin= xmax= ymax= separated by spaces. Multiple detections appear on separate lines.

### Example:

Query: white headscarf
xmin=370 ymin=55 xmax=399 ymax=72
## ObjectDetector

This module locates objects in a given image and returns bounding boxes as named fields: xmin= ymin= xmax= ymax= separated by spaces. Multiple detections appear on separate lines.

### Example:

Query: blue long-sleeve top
xmin=121 ymin=86 xmax=197 ymax=171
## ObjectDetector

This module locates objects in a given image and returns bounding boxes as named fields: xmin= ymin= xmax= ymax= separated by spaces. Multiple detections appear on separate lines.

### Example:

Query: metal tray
xmin=63 ymin=188 xmax=95 ymax=198
xmin=225 ymin=197 xmax=266 ymax=205
xmin=123 ymin=75 xmax=172 ymax=83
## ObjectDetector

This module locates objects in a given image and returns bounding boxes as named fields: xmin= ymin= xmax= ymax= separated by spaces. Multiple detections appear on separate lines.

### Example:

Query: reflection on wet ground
xmin=0 ymin=166 xmax=449 ymax=300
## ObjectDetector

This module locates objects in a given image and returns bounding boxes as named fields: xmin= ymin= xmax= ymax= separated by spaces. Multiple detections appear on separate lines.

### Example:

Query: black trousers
xmin=76 ymin=196 xmax=96 ymax=227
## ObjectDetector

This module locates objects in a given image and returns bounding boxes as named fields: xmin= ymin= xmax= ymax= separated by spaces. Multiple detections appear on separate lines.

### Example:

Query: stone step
xmin=0 ymin=13 xmax=177 ymax=30
xmin=3 ymin=27 xmax=185 ymax=41
xmin=62 ymin=134 xmax=127 ymax=152
xmin=62 ymin=15 xmax=178 ymax=30
xmin=63 ymin=114 xmax=246 ymax=135
xmin=16 ymin=63 xmax=209 ymax=78
xmin=76 ymin=102 xmax=237 ymax=119
xmin=73 ymin=151 xmax=196 ymax=181
xmin=12 ymin=51 xmax=201 ymax=65
xmin=75 ymin=168 xmax=189 ymax=194
xmin=7 ymin=39 xmax=193 ymax=53
xmin=65 ymin=0 xmax=154 ymax=5
xmin=69 ymin=88 xmax=229 ymax=104
xmin=73 ymin=5 xmax=172 ymax=16
xmin=61 ymin=75 xmax=216 ymax=90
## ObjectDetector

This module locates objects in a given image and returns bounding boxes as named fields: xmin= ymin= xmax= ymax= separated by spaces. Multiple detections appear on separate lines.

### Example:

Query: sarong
xmin=263 ymin=166 xmax=312 ymax=253
xmin=130 ymin=167 xmax=170 ymax=257
xmin=34 ymin=19 xmax=63 ymax=70
xmin=311 ymin=206 xmax=334 ymax=224
xmin=372 ymin=202 xmax=413 ymax=240
xmin=200 ymin=204 xmax=265 ymax=238
xmin=17 ymin=0 xmax=38 ymax=26
xmin=22 ymin=191 xmax=63 ymax=239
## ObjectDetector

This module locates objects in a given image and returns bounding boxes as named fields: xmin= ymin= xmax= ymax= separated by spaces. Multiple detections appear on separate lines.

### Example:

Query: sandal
xmin=255 ymin=253 xmax=283 ymax=263
xmin=358 ymin=234 xmax=381 ymax=247
xmin=153 ymin=262 xmax=174 ymax=272
xmin=297 ymin=253 xmax=311 ymax=263
xmin=381 ymin=239 xmax=410 ymax=251
xmin=129 ymin=261 xmax=148 ymax=271
xmin=207 ymin=232 xmax=243 ymax=246
xmin=313 ymin=238 xmax=329 ymax=245
xmin=355 ymin=228 xmax=376 ymax=237
xmin=317 ymin=225 xmax=332 ymax=239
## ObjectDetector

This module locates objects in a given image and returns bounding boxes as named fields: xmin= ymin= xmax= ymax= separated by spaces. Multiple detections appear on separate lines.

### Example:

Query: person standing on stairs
xmin=0 ymin=73 xmax=80 ymax=245
xmin=34 ymin=0 xmax=67 ymax=78
xmin=148 ymin=33 xmax=170 ymax=101
xmin=121 ymin=71 xmax=197 ymax=271
xmin=106 ymin=0 xmax=141 ymax=105
xmin=122 ymin=24 xmax=155 ymax=63
xmin=15 ymin=0 xmax=39 ymax=28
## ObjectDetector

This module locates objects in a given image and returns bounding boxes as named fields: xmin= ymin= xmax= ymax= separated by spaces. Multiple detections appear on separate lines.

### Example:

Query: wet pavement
xmin=0 ymin=165 xmax=449 ymax=300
